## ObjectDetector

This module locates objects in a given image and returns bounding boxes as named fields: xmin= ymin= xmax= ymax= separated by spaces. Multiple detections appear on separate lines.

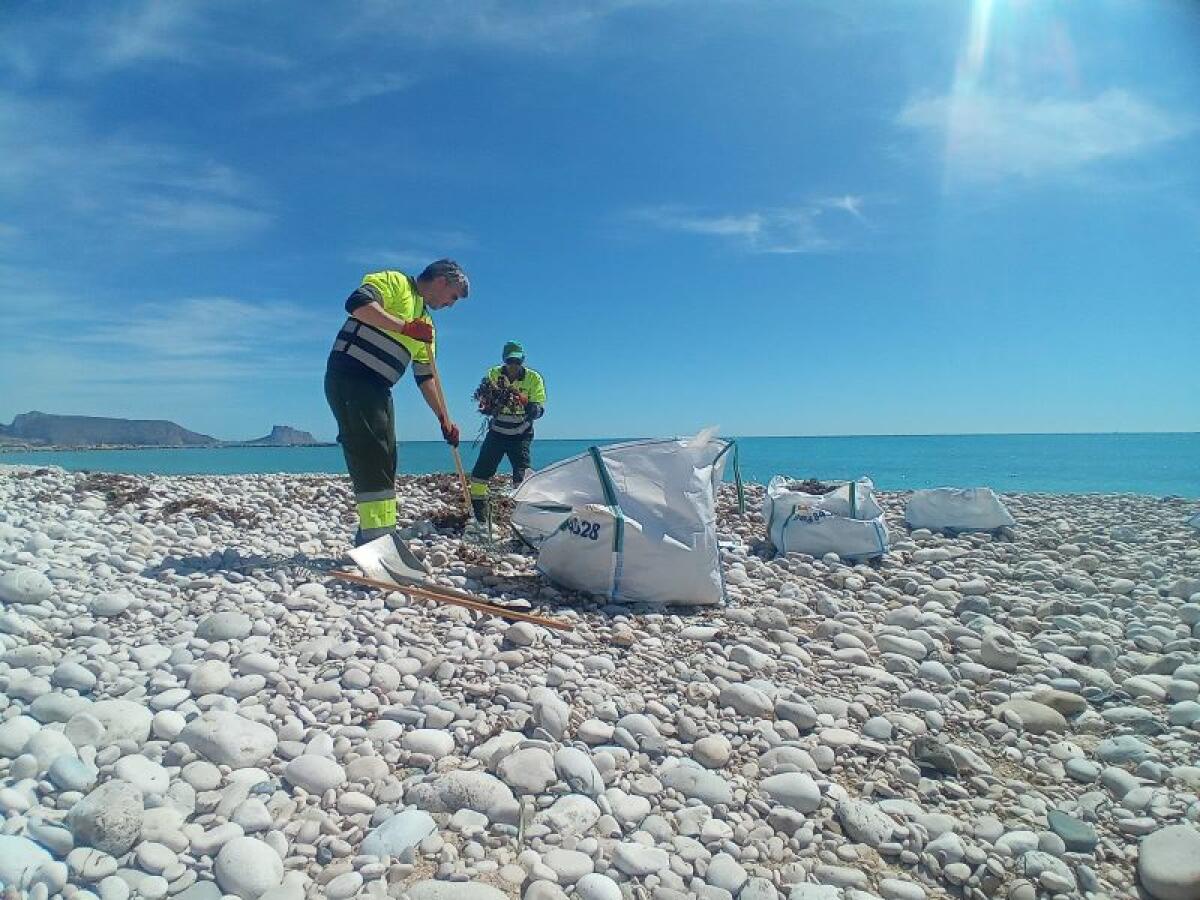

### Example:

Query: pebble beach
xmin=2 ymin=466 xmax=1199 ymax=900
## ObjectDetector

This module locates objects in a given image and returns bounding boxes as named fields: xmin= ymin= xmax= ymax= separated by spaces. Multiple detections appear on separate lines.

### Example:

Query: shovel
xmin=339 ymin=532 xmax=572 ymax=631
xmin=347 ymin=531 xmax=430 ymax=584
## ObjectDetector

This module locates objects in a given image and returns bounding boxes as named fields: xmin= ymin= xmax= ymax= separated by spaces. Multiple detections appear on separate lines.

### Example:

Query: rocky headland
xmin=0 ymin=414 xmax=326 ymax=450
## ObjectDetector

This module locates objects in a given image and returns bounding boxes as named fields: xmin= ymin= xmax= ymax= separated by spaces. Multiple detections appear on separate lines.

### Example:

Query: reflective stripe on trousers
xmin=356 ymin=495 xmax=397 ymax=530
xmin=469 ymin=479 xmax=489 ymax=521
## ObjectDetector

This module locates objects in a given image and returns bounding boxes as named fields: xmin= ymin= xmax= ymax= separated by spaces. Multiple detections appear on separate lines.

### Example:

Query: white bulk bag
xmin=511 ymin=431 xmax=739 ymax=606
xmin=904 ymin=487 xmax=1015 ymax=531
xmin=536 ymin=504 xmax=730 ymax=604
xmin=763 ymin=476 xmax=889 ymax=561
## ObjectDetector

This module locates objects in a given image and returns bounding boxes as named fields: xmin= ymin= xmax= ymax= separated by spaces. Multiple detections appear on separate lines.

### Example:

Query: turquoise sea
xmin=3 ymin=433 xmax=1198 ymax=497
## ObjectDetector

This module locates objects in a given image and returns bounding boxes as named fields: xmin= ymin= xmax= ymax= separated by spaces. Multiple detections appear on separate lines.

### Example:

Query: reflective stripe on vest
xmin=490 ymin=414 xmax=530 ymax=435
xmin=330 ymin=317 xmax=413 ymax=386
xmin=486 ymin=365 xmax=541 ymax=435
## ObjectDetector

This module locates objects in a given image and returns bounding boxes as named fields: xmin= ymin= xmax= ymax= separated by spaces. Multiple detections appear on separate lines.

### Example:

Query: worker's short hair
xmin=418 ymin=259 xmax=469 ymax=298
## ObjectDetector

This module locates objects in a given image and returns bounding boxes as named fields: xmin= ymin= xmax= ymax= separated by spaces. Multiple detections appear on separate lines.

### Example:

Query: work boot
xmin=471 ymin=497 xmax=488 ymax=522
xmin=354 ymin=526 xmax=394 ymax=548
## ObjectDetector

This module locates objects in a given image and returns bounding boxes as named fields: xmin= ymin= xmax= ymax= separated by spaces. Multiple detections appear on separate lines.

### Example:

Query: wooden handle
xmin=427 ymin=355 xmax=473 ymax=511
xmin=330 ymin=569 xmax=573 ymax=631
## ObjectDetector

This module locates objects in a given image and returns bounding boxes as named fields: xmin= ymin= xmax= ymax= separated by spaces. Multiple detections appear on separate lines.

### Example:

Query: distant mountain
xmin=0 ymin=411 xmax=219 ymax=448
xmin=0 ymin=412 xmax=333 ymax=449
xmin=243 ymin=425 xmax=321 ymax=446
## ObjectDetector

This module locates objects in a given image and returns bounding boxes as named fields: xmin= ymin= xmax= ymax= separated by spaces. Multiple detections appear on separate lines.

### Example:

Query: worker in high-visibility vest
xmin=325 ymin=259 xmax=467 ymax=546
xmin=469 ymin=341 xmax=546 ymax=521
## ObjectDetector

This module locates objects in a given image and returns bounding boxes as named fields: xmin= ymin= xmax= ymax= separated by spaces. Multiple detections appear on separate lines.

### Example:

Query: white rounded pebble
xmin=1139 ymin=825 xmax=1200 ymax=900
xmin=98 ymin=875 xmax=130 ymax=900
xmin=325 ymin=871 xmax=363 ymax=899
xmin=66 ymin=780 xmax=144 ymax=855
xmin=0 ymin=835 xmax=51 ymax=890
xmin=401 ymin=728 xmax=456 ymax=759
xmin=0 ymin=567 xmax=53 ymax=604
xmin=214 ymin=836 xmax=284 ymax=899
xmin=178 ymin=711 xmax=277 ymax=768
xmin=197 ymin=611 xmax=252 ymax=641
xmin=575 ymin=872 xmax=623 ymax=900
xmin=283 ymin=754 xmax=346 ymax=793
xmin=114 ymin=754 xmax=170 ymax=794
xmin=693 ymin=734 xmax=732 ymax=768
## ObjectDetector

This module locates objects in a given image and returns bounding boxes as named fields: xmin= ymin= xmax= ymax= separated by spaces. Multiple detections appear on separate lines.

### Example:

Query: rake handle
xmin=329 ymin=569 xmax=573 ymax=631
xmin=427 ymin=354 xmax=473 ymax=511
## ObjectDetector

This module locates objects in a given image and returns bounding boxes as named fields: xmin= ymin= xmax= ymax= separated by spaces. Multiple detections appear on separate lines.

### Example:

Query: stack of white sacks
xmin=763 ymin=481 xmax=1018 ymax=561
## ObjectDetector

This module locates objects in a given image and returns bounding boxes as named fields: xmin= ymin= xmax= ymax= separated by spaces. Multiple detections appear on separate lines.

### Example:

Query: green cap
xmin=502 ymin=341 xmax=525 ymax=361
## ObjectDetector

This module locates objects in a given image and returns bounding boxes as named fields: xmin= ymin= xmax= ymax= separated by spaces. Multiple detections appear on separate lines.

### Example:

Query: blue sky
xmin=1 ymin=0 xmax=1197 ymax=441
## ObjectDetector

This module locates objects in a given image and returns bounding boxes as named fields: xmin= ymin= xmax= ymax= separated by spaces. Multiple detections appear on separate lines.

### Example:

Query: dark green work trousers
xmin=469 ymin=429 xmax=533 ymax=521
xmin=471 ymin=429 xmax=533 ymax=484
xmin=324 ymin=368 xmax=397 ymax=535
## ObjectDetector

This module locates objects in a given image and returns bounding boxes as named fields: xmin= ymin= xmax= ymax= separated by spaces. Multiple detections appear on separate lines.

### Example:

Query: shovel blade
xmin=347 ymin=533 xmax=430 ymax=585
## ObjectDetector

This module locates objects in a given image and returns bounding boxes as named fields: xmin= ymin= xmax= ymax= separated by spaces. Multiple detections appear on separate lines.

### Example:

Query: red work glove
xmin=441 ymin=419 xmax=460 ymax=448
xmin=514 ymin=391 xmax=529 ymax=405
xmin=400 ymin=319 xmax=434 ymax=343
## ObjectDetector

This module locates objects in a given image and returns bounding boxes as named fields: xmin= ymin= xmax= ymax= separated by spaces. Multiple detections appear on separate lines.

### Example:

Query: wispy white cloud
xmin=74 ymin=296 xmax=325 ymax=362
xmin=347 ymin=229 xmax=477 ymax=271
xmin=643 ymin=211 xmax=764 ymax=238
xmin=90 ymin=3 xmax=203 ymax=70
xmin=630 ymin=197 xmax=868 ymax=254
xmin=0 ymin=281 xmax=59 ymax=331
xmin=1 ymin=0 xmax=669 ymax=91
xmin=0 ymin=249 xmax=322 ymax=361
xmin=348 ymin=249 xmax=445 ymax=272
xmin=898 ymin=89 xmax=1195 ymax=182
xmin=0 ymin=92 xmax=272 ymax=248
xmin=253 ymin=1 xmax=665 ymax=112
xmin=825 ymin=194 xmax=866 ymax=220
xmin=124 ymin=197 xmax=273 ymax=238
xmin=0 ymin=276 xmax=336 ymax=432
xmin=345 ymin=0 xmax=659 ymax=53
xmin=0 ymin=290 xmax=327 ymax=418
xmin=276 ymin=70 xmax=417 ymax=112
xmin=0 ymin=1 xmax=291 ymax=82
